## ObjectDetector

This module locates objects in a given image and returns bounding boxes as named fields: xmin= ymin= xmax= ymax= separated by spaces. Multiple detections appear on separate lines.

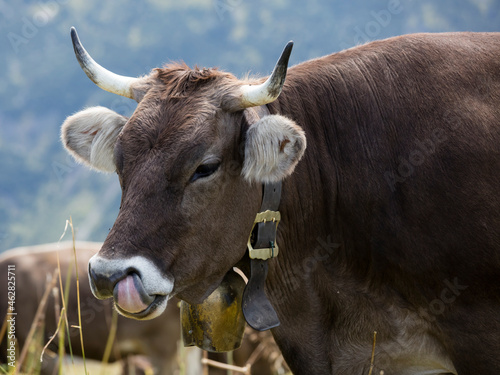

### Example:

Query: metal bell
xmin=181 ymin=269 xmax=246 ymax=352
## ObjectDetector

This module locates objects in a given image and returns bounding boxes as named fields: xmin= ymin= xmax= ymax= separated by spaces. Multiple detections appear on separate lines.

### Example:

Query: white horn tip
xmin=70 ymin=27 xmax=137 ymax=100
xmin=239 ymin=41 xmax=294 ymax=108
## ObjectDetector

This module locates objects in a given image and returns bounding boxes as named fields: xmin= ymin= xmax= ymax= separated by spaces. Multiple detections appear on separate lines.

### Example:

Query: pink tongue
xmin=115 ymin=275 xmax=149 ymax=313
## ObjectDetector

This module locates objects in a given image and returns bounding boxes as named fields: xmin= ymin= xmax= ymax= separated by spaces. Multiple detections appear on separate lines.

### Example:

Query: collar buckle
xmin=247 ymin=210 xmax=281 ymax=260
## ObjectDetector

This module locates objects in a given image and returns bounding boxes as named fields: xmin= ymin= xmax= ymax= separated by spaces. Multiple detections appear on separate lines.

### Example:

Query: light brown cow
xmin=0 ymin=242 xmax=179 ymax=374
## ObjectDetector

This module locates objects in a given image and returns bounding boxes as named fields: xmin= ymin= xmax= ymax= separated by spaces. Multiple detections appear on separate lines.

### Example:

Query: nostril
xmin=88 ymin=260 xmax=122 ymax=300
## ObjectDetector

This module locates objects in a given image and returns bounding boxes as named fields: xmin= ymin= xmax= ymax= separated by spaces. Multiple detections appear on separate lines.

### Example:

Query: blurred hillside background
xmin=1 ymin=0 xmax=499 ymax=252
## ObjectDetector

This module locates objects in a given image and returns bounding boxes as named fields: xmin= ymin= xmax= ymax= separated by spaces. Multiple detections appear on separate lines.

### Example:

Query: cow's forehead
xmin=128 ymin=94 xmax=214 ymax=134
xmin=122 ymin=64 xmax=239 ymax=137
xmin=116 ymin=95 xmax=244 ymax=176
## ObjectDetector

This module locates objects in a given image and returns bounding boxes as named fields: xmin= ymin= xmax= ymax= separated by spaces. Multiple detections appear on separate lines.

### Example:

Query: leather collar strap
xmin=242 ymin=105 xmax=282 ymax=332
xmin=247 ymin=183 xmax=282 ymax=260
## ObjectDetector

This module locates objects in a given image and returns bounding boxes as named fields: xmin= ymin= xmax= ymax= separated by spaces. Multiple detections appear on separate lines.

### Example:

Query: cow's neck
xmin=263 ymin=80 xmax=345 ymax=371
xmin=263 ymin=58 xmax=456 ymax=374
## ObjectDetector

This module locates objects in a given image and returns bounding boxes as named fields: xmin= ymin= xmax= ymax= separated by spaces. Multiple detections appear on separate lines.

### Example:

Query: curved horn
xmin=239 ymin=41 xmax=293 ymax=108
xmin=71 ymin=27 xmax=139 ymax=100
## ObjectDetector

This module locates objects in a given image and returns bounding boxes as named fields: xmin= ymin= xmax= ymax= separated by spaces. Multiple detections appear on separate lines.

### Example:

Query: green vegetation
xmin=1 ymin=0 xmax=499 ymax=251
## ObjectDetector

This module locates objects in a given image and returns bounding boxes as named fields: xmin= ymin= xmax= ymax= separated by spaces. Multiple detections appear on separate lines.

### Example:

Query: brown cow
xmin=0 ymin=242 xmax=287 ymax=374
xmin=61 ymin=29 xmax=500 ymax=375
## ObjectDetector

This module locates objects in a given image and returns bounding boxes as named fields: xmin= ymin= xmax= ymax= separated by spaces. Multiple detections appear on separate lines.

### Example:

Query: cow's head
xmin=62 ymin=28 xmax=306 ymax=320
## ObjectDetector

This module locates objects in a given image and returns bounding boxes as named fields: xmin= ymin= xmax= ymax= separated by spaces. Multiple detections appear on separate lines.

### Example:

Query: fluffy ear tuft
xmin=242 ymin=115 xmax=306 ymax=183
xmin=61 ymin=106 xmax=127 ymax=172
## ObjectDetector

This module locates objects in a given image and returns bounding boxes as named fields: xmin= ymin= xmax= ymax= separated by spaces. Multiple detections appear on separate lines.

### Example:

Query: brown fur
xmin=155 ymin=63 xmax=229 ymax=98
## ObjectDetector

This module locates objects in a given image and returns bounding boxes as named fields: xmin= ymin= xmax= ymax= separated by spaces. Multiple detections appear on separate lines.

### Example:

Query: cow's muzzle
xmin=88 ymin=254 xmax=174 ymax=320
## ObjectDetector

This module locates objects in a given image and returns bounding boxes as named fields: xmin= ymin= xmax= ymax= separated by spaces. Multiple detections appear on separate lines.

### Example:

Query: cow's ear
xmin=242 ymin=114 xmax=306 ymax=183
xmin=61 ymin=106 xmax=126 ymax=173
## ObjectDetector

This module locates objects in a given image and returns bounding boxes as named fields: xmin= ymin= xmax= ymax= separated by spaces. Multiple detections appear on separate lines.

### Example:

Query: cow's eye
xmin=191 ymin=161 xmax=221 ymax=182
